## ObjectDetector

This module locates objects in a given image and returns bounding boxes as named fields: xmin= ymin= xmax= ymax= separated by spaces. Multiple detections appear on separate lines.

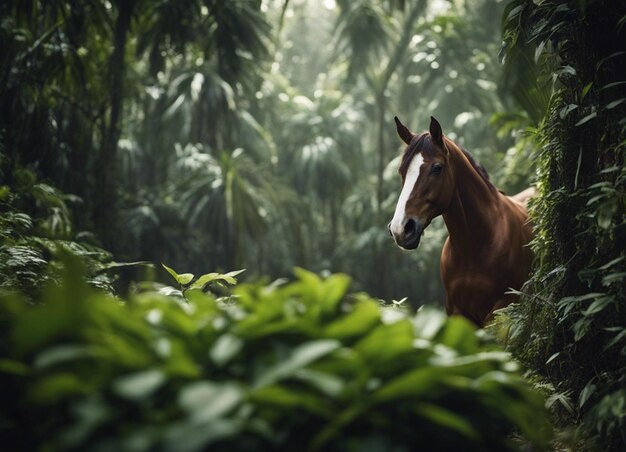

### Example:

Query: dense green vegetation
xmin=499 ymin=0 xmax=626 ymax=449
xmin=0 ymin=255 xmax=551 ymax=450
xmin=1 ymin=0 xmax=625 ymax=450
xmin=0 ymin=166 xmax=116 ymax=297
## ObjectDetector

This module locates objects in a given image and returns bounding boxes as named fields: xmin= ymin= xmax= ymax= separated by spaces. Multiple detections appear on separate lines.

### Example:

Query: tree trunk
xmin=376 ymin=95 xmax=386 ymax=214
xmin=94 ymin=0 xmax=134 ymax=250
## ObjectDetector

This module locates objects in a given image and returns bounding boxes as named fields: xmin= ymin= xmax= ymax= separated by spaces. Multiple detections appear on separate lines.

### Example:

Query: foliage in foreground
xmin=0 ymin=256 xmax=551 ymax=451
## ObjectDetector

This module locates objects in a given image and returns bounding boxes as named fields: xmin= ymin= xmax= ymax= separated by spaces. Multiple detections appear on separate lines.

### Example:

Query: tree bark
xmin=94 ymin=0 xmax=134 ymax=250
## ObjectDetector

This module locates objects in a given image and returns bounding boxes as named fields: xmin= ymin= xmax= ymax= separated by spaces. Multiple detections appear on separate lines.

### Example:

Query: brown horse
xmin=388 ymin=116 xmax=533 ymax=326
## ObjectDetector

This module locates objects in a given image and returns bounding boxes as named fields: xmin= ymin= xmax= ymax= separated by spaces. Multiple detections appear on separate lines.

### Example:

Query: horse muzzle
xmin=388 ymin=218 xmax=424 ymax=250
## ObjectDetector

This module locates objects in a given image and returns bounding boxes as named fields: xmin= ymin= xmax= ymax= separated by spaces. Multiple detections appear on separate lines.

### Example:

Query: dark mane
xmin=399 ymin=133 xmax=497 ymax=193
xmin=457 ymin=143 xmax=497 ymax=193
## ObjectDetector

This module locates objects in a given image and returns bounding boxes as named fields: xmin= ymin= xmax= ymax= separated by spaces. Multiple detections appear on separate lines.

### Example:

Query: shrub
xmin=0 ymin=256 xmax=551 ymax=451
xmin=0 ymin=167 xmax=116 ymax=298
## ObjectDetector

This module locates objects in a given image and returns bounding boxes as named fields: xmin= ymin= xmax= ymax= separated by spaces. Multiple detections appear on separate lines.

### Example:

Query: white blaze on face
xmin=390 ymin=153 xmax=424 ymax=237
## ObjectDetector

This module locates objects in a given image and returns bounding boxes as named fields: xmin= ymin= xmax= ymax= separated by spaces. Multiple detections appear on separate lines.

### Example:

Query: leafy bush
xmin=0 ymin=255 xmax=551 ymax=451
xmin=0 ymin=167 xmax=116 ymax=297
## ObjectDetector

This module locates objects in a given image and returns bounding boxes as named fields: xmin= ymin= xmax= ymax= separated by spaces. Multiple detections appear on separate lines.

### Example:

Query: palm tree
xmin=335 ymin=0 xmax=426 ymax=214
xmin=174 ymin=145 xmax=295 ymax=271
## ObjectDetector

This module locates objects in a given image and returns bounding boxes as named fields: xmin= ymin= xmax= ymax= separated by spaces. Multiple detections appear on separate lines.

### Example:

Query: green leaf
xmin=559 ymin=104 xmax=578 ymax=119
xmin=604 ymin=329 xmax=626 ymax=351
xmin=210 ymin=334 xmax=243 ymax=367
xmin=416 ymin=403 xmax=479 ymax=440
xmin=596 ymin=51 xmax=626 ymax=70
xmin=545 ymin=352 xmax=560 ymax=365
xmin=505 ymin=4 xmax=523 ymax=23
xmin=573 ymin=318 xmax=591 ymax=342
xmin=113 ymin=369 xmax=166 ymax=401
xmin=29 ymin=373 xmax=87 ymax=404
xmin=224 ymin=269 xmax=246 ymax=279
xmin=319 ymin=273 xmax=351 ymax=313
xmin=606 ymin=98 xmax=625 ymax=109
xmin=578 ymin=381 xmax=596 ymax=408
xmin=355 ymin=320 xmax=414 ymax=365
xmin=546 ymin=391 xmax=574 ymax=414
xmin=293 ymin=267 xmax=323 ymax=301
xmin=602 ymin=272 xmax=626 ymax=286
xmin=534 ymin=40 xmax=546 ymax=63
xmin=161 ymin=262 xmax=178 ymax=282
xmin=601 ymin=81 xmax=626 ymax=91
xmin=575 ymin=111 xmax=597 ymax=126
xmin=429 ymin=351 xmax=511 ymax=369
xmin=179 ymin=381 xmax=242 ymax=422
xmin=599 ymin=256 xmax=624 ymax=270
xmin=411 ymin=306 xmax=446 ymax=340
xmin=323 ymin=300 xmax=380 ymax=339
xmin=558 ymin=65 xmax=576 ymax=76
xmin=250 ymin=385 xmax=333 ymax=416
xmin=293 ymin=369 xmax=345 ymax=397
xmin=161 ymin=263 xmax=193 ymax=285
xmin=164 ymin=419 xmax=242 ymax=452
xmin=582 ymin=296 xmax=613 ymax=316
xmin=164 ymin=94 xmax=186 ymax=119
xmin=580 ymin=82 xmax=593 ymax=101
xmin=34 ymin=344 xmax=93 ymax=369
xmin=374 ymin=368 xmax=445 ymax=401
xmin=191 ymin=270 xmax=244 ymax=290
xmin=0 ymin=185 xmax=10 ymax=201
xmin=436 ymin=316 xmax=478 ymax=353
xmin=0 ymin=359 xmax=30 ymax=376
xmin=559 ymin=292 xmax=605 ymax=305
xmin=254 ymin=339 xmax=341 ymax=388
xmin=218 ymin=275 xmax=237 ymax=285
xmin=179 ymin=274 xmax=195 ymax=285
xmin=312 ymin=403 xmax=369 ymax=449
xmin=191 ymin=273 xmax=219 ymax=289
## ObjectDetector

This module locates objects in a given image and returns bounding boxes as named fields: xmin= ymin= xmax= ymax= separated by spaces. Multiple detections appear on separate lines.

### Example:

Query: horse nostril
xmin=404 ymin=218 xmax=416 ymax=236
xmin=387 ymin=223 xmax=393 ymax=237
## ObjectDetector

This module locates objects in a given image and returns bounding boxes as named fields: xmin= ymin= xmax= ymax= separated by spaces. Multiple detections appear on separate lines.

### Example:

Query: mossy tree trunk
xmin=502 ymin=1 xmax=626 ymax=448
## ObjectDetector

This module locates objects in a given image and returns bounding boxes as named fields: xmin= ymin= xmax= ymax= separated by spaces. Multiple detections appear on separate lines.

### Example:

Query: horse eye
xmin=430 ymin=163 xmax=443 ymax=175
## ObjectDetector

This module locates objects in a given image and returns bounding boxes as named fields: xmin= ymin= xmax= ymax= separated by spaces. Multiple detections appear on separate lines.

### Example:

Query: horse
xmin=388 ymin=116 xmax=534 ymax=327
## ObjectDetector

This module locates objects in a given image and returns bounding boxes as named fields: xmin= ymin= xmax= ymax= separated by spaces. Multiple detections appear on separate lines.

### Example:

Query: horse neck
xmin=442 ymin=144 xmax=500 ymax=254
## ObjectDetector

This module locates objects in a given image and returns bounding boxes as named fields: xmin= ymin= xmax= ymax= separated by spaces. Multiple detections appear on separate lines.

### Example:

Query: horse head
xmin=388 ymin=116 xmax=455 ymax=249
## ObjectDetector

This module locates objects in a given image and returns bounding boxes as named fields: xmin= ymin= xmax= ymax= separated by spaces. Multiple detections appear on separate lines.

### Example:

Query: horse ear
xmin=430 ymin=116 xmax=443 ymax=146
xmin=394 ymin=116 xmax=414 ymax=145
